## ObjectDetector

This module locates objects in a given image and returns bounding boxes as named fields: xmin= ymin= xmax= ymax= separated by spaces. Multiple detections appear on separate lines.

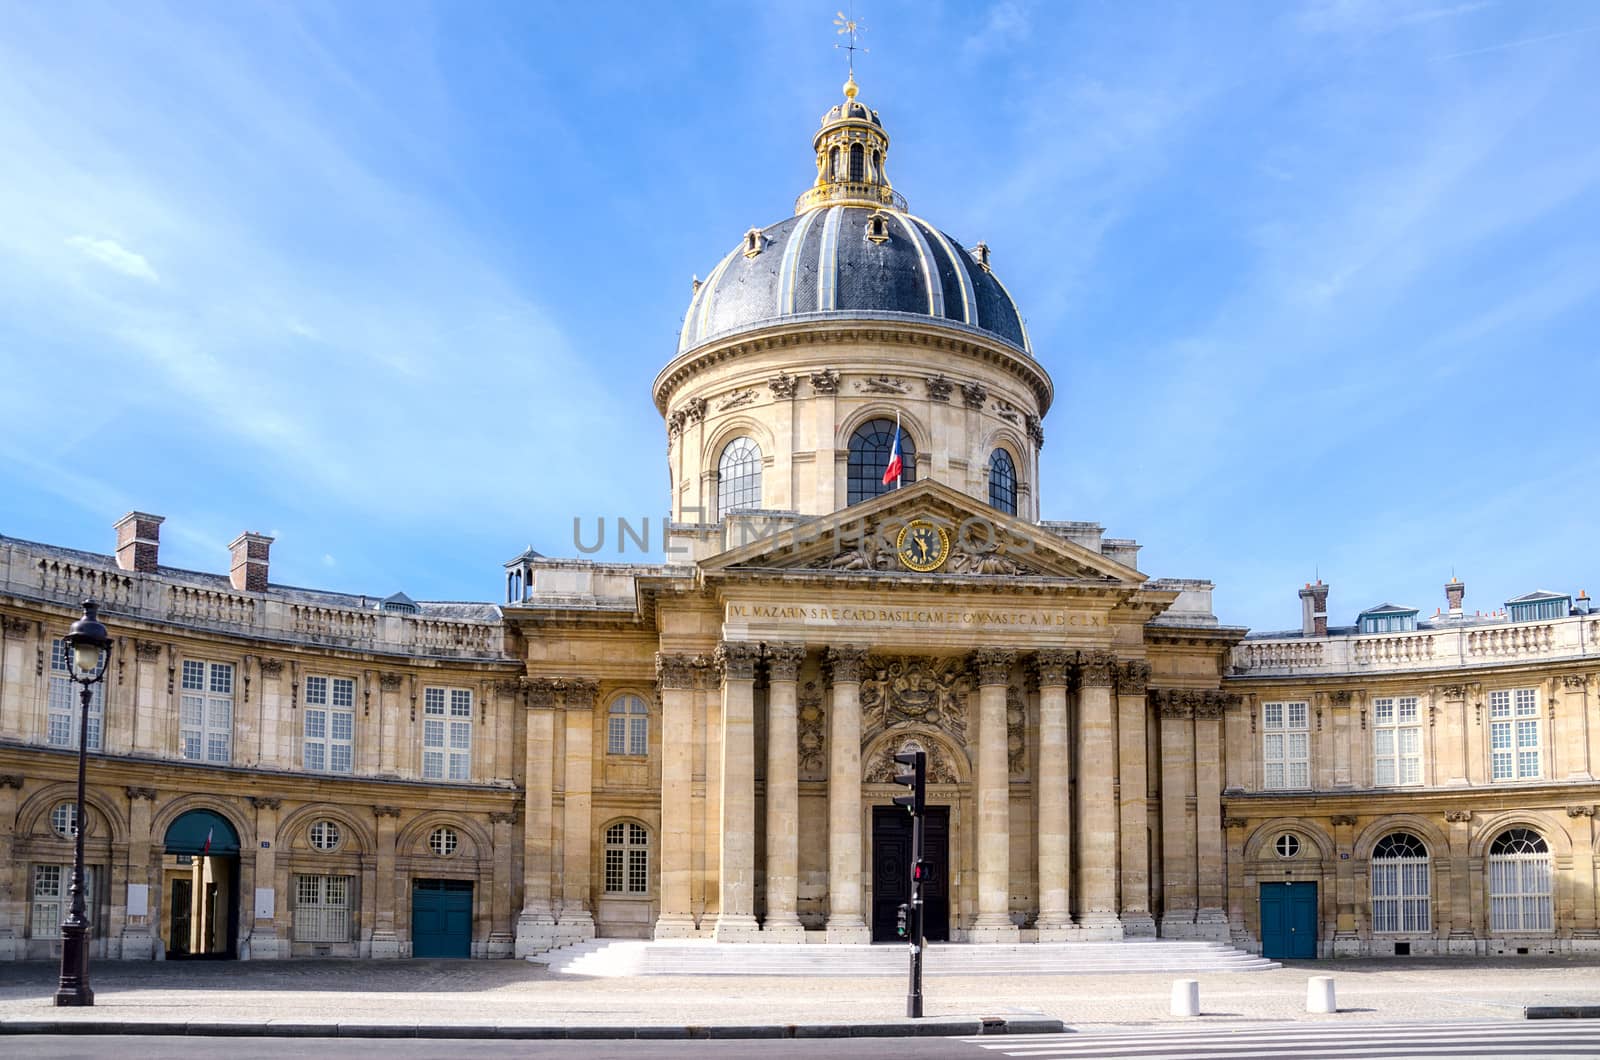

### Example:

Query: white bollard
xmin=1170 ymin=979 xmax=1200 ymax=1017
xmin=1306 ymin=975 xmax=1337 ymax=1013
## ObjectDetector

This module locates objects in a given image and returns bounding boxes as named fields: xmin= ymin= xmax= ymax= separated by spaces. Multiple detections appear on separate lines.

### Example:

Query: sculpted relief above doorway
xmin=859 ymin=655 xmax=972 ymax=750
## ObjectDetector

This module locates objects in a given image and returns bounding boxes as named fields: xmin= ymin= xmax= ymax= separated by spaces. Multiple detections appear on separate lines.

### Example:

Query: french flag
xmin=201 ymin=827 xmax=213 ymax=857
xmin=882 ymin=412 xmax=903 ymax=486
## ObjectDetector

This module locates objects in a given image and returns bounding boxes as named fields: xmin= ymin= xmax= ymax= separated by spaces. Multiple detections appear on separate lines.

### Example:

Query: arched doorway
xmin=162 ymin=809 xmax=241 ymax=959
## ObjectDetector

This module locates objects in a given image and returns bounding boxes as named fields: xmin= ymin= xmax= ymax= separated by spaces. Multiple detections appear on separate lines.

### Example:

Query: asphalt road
xmin=0 ymin=1038 xmax=982 ymax=1059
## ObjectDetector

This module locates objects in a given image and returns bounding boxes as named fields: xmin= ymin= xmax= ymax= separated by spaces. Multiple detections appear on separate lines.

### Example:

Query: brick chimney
xmin=1299 ymin=579 xmax=1329 ymax=636
xmin=228 ymin=532 xmax=274 ymax=593
xmin=1445 ymin=577 xmax=1465 ymax=617
xmin=113 ymin=512 xmax=164 ymax=573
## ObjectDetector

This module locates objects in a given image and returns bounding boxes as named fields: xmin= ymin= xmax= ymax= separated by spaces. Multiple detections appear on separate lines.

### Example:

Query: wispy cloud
xmin=66 ymin=235 xmax=159 ymax=282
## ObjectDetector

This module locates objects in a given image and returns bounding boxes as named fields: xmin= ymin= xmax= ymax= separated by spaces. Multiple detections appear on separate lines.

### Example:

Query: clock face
xmin=895 ymin=520 xmax=950 ymax=572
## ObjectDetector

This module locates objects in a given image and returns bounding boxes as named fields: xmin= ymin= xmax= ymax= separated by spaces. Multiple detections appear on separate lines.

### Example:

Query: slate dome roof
xmin=677 ymin=209 xmax=1030 ymax=356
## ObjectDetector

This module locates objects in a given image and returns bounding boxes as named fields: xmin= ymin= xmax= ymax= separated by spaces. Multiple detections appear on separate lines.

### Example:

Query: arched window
xmin=847 ymin=418 xmax=916 ymax=505
xmin=717 ymin=437 xmax=762 ymax=519
xmin=1371 ymin=832 xmax=1430 ymax=933
xmin=1489 ymin=828 xmax=1552 ymax=932
xmin=607 ymin=694 xmax=648 ymax=756
xmin=849 ymin=143 xmax=865 ymax=182
xmin=604 ymin=821 xmax=650 ymax=895
xmin=988 ymin=448 xmax=1017 ymax=515
xmin=828 ymin=146 xmax=840 ymax=179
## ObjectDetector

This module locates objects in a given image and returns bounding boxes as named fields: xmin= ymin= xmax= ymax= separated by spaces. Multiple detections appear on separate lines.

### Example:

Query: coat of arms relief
xmin=859 ymin=655 xmax=972 ymax=751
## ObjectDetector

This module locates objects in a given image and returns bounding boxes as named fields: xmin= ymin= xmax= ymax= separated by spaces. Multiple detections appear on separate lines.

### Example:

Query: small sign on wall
xmin=255 ymin=887 xmax=275 ymax=920
xmin=126 ymin=884 xmax=149 ymax=918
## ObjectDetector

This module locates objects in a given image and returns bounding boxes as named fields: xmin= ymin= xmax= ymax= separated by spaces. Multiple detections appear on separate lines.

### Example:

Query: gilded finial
xmin=844 ymin=73 xmax=859 ymax=100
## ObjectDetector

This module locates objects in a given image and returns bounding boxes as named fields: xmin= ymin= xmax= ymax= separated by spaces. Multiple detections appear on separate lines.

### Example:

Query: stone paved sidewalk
xmin=1 ymin=956 xmax=1598 ymax=1031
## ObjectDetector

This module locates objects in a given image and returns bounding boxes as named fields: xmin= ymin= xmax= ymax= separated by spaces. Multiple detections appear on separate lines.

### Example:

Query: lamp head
xmin=64 ymin=599 xmax=111 ymax=682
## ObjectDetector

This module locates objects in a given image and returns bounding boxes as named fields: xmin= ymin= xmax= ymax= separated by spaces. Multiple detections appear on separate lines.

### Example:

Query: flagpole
xmin=895 ymin=409 xmax=902 ymax=489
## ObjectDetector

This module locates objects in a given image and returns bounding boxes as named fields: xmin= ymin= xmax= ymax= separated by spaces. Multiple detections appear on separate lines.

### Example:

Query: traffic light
xmin=892 ymin=749 xmax=925 ymax=817
xmin=896 ymin=903 xmax=909 ymax=938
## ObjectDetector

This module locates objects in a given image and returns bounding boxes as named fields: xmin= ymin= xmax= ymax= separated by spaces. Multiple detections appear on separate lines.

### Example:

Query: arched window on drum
xmin=847 ymin=418 xmax=915 ymax=505
xmin=1489 ymin=828 xmax=1552 ymax=932
xmin=1370 ymin=832 xmax=1430 ymax=933
xmin=717 ymin=437 xmax=762 ymax=519
xmin=988 ymin=448 xmax=1017 ymax=515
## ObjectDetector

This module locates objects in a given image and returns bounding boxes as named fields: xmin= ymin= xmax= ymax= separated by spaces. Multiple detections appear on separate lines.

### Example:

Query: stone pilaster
xmin=515 ymin=678 xmax=560 ymax=955
xmin=246 ymin=796 xmax=285 ymax=958
xmin=1075 ymin=650 xmax=1122 ymax=936
xmin=1193 ymin=692 xmax=1230 ymax=940
xmin=1562 ymin=674 xmax=1594 ymax=780
xmin=558 ymin=678 xmax=597 ymax=943
xmin=1443 ymin=809 xmax=1476 ymax=954
xmin=0 ymin=775 xmax=23 ymax=958
xmin=488 ymin=810 xmax=517 ymax=957
xmin=1330 ymin=813 xmax=1360 ymax=956
xmin=119 ymin=786 xmax=158 ymax=959
xmin=713 ymin=641 xmax=762 ymax=941
xmin=1034 ymin=650 xmax=1073 ymax=939
xmin=0 ymin=618 xmax=32 ymax=740
xmin=1116 ymin=660 xmax=1155 ymax=937
xmin=370 ymin=806 xmax=402 ymax=957
xmin=1438 ymin=683 xmax=1470 ymax=786
xmin=1155 ymin=690 xmax=1197 ymax=936
xmin=762 ymin=643 xmax=806 ymax=941
xmin=970 ymin=648 xmax=1018 ymax=941
xmin=653 ymin=654 xmax=698 ymax=938
xmin=824 ymin=645 xmax=870 ymax=943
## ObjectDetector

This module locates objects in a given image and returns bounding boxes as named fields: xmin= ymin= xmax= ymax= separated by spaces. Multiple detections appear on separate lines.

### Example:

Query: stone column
xmin=1156 ymin=690 xmax=1197 ymax=936
xmin=558 ymin=678 xmax=597 ymax=942
xmin=712 ymin=642 xmax=762 ymax=941
xmin=0 ymin=775 xmax=23 ymax=958
xmin=370 ymin=806 xmax=402 ymax=958
xmin=1075 ymin=650 xmax=1122 ymax=936
xmin=247 ymin=796 xmax=283 ymax=958
xmin=654 ymin=654 xmax=698 ymax=937
xmin=488 ymin=810 xmax=516 ymax=957
xmin=1116 ymin=660 xmax=1155 ymax=937
xmin=762 ymin=643 xmax=807 ymax=941
xmin=825 ymin=645 xmax=869 ymax=943
xmin=515 ymin=678 xmax=559 ymax=955
xmin=1330 ymin=813 xmax=1359 ymax=956
xmin=1193 ymin=692 xmax=1230 ymax=940
xmin=1034 ymin=650 xmax=1073 ymax=940
xmin=971 ymin=648 xmax=1018 ymax=941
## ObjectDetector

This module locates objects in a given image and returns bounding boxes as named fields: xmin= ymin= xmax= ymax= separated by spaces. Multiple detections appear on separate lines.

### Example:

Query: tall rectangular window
xmin=180 ymin=660 xmax=233 ymax=763
xmin=1373 ymin=696 xmax=1423 ymax=786
xmin=31 ymin=864 xmax=97 ymax=937
xmin=1262 ymin=701 xmax=1309 ymax=789
xmin=1489 ymin=688 xmax=1541 ymax=781
xmin=303 ymin=675 xmax=356 ymax=773
xmin=422 ymin=687 xmax=472 ymax=780
xmin=293 ymin=874 xmax=352 ymax=942
xmin=47 ymin=639 xmax=103 ymax=750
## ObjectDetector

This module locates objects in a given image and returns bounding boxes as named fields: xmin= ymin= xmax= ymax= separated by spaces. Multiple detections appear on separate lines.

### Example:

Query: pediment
xmin=701 ymin=480 xmax=1143 ymax=584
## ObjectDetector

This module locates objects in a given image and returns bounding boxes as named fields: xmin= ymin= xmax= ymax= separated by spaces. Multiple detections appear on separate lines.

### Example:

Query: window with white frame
xmin=1371 ymin=832 xmax=1430 ymax=933
xmin=607 ymin=695 xmax=648 ymax=756
xmin=293 ymin=874 xmax=351 ymax=942
xmin=717 ymin=437 xmax=763 ymax=518
xmin=1489 ymin=829 xmax=1552 ymax=932
xmin=31 ymin=864 xmax=97 ymax=937
xmin=50 ymin=802 xmax=79 ymax=839
xmin=180 ymin=660 xmax=234 ymax=763
xmin=47 ymin=639 xmax=103 ymax=750
xmin=604 ymin=821 xmax=650 ymax=895
xmin=423 ymin=687 xmax=472 ymax=780
xmin=1261 ymin=701 xmax=1309 ymax=789
xmin=1373 ymin=696 xmax=1423 ymax=786
xmin=1489 ymin=688 xmax=1541 ymax=781
xmin=303 ymin=675 xmax=355 ymax=773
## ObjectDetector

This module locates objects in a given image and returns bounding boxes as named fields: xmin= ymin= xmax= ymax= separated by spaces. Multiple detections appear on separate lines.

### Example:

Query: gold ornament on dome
xmin=895 ymin=519 xmax=949 ymax=572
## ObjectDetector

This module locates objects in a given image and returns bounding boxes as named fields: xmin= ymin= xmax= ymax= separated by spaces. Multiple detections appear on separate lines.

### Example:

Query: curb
xmin=0 ymin=1016 xmax=1067 ymax=1039
xmin=1525 ymin=1006 xmax=1600 ymax=1020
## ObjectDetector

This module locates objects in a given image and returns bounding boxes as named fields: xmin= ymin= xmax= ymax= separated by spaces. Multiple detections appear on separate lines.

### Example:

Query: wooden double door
xmin=870 ymin=805 xmax=950 ymax=942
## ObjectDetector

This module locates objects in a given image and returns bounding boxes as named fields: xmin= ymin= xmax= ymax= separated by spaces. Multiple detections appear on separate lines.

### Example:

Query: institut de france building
xmin=3 ymin=77 xmax=1598 ymax=963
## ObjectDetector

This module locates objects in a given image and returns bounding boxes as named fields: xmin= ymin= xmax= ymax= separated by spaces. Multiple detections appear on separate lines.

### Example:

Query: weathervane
xmin=834 ymin=7 xmax=867 ymax=79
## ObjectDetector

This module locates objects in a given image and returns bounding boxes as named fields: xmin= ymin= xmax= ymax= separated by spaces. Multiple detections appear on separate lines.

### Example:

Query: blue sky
xmin=1 ymin=1 xmax=1597 ymax=631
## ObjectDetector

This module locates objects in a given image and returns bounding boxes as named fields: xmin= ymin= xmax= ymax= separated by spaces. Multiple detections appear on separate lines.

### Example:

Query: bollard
xmin=1306 ymin=975 xmax=1337 ymax=1013
xmin=1170 ymin=979 xmax=1200 ymax=1017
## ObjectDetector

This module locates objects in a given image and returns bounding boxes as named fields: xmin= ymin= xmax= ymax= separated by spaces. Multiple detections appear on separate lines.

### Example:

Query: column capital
xmin=134 ymin=639 xmax=165 ymax=661
xmin=124 ymin=786 xmax=158 ymax=802
xmin=1115 ymin=659 xmax=1151 ymax=695
xmin=562 ymin=677 xmax=599 ymax=710
xmin=247 ymin=795 xmax=282 ymax=810
xmin=373 ymin=805 xmax=403 ymax=818
xmin=715 ymin=641 xmax=762 ymax=681
xmin=970 ymin=648 xmax=1016 ymax=686
xmin=1150 ymin=688 xmax=1193 ymax=719
xmin=655 ymin=652 xmax=697 ymax=690
xmin=1078 ymin=650 xmax=1117 ymax=688
xmin=825 ymin=645 xmax=869 ymax=685
xmin=1 ymin=615 xmax=32 ymax=636
xmin=764 ymin=642 xmax=807 ymax=682
xmin=523 ymin=677 xmax=560 ymax=708
xmin=0 ymin=774 xmax=22 ymax=790
xmin=1193 ymin=690 xmax=1229 ymax=718
xmin=1035 ymin=649 xmax=1073 ymax=687
xmin=489 ymin=810 xmax=519 ymax=825
xmin=377 ymin=670 xmax=402 ymax=691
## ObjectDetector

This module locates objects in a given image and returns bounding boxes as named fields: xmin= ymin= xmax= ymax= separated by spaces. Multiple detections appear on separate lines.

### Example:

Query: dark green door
xmin=412 ymin=879 xmax=472 ymax=958
xmin=1259 ymin=881 xmax=1317 ymax=959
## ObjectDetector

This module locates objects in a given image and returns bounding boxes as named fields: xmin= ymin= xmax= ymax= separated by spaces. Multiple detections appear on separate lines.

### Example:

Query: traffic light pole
xmin=907 ymin=800 xmax=924 ymax=1018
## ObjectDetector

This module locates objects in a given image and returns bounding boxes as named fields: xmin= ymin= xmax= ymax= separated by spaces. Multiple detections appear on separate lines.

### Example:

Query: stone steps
xmin=542 ymin=938 xmax=1280 ymax=977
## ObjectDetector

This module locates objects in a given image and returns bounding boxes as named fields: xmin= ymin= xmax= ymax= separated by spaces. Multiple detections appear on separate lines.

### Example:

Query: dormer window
xmin=743 ymin=228 xmax=763 ymax=258
xmin=973 ymin=242 xmax=991 ymax=271
xmin=1506 ymin=591 xmax=1570 ymax=622
xmin=865 ymin=212 xmax=890 ymax=245
xmin=1358 ymin=604 xmax=1418 ymax=634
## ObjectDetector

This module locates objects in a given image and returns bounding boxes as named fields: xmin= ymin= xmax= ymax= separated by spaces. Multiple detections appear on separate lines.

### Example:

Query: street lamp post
xmin=54 ymin=599 xmax=110 ymax=1008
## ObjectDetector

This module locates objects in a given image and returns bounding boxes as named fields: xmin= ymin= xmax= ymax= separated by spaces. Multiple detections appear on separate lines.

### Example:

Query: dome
xmin=676 ymin=78 xmax=1032 ymax=358
xmin=677 ymin=208 xmax=1031 ymax=355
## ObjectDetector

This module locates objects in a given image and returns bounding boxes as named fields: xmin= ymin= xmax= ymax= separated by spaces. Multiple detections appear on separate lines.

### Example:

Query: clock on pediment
xmin=895 ymin=519 xmax=950 ymax=573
